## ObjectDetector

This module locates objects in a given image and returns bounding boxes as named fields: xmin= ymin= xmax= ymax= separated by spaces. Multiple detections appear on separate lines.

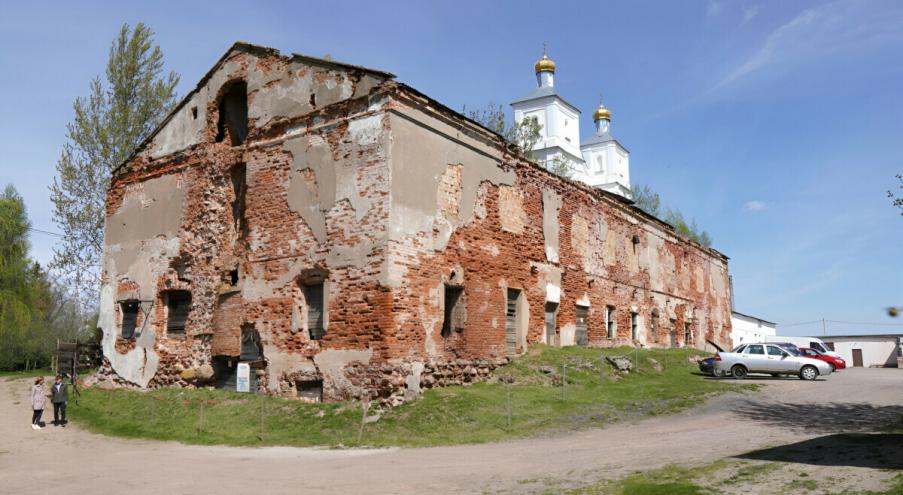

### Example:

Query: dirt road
xmin=1 ymin=369 xmax=900 ymax=494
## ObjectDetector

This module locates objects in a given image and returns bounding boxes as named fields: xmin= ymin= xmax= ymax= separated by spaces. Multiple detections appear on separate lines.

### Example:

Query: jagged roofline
xmin=112 ymin=41 xmax=728 ymax=262
xmin=113 ymin=41 xmax=397 ymax=175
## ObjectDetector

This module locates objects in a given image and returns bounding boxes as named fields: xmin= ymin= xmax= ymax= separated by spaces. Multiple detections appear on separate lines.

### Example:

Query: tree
xmin=890 ymin=174 xmax=903 ymax=216
xmin=662 ymin=207 xmax=713 ymax=247
xmin=50 ymin=23 xmax=180 ymax=305
xmin=463 ymin=103 xmax=569 ymax=177
xmin=632 ymin=184 xmax=662 ymax=217
xmin=632 ymin=183 xmax=712 ymax=247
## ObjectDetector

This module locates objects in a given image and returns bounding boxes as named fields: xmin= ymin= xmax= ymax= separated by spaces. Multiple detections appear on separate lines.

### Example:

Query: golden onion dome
xmin=534 ymin=54 xmax=556 ymax=73
xmin=593 ymin=102 xmax=612 ymax=121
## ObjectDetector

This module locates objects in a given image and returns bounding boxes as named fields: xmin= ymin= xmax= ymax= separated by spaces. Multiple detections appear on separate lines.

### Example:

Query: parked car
xmin=698 ymin=357 xmax=715 ymax=375
xmin=715 ymin=343 xmax=833 ymax=380
xmin=799 ymin=347 xmax=846 ymax=371
xmin=762 ymin=336 xmax=841 ymax=359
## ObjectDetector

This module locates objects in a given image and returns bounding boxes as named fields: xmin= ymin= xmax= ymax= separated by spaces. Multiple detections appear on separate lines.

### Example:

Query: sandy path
xmin=0 ymin=369 xmax=899 ymax=494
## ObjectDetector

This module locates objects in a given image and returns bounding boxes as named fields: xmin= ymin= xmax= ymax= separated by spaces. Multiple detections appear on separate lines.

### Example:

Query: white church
xmin=511 ymin=52 xmax=632 ymax=199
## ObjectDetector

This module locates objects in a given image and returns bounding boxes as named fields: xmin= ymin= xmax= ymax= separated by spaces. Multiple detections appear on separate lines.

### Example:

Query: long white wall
xmin=823 ymin=336 xmax=902 ymax=367
xmin=730 ymin=313 xmax=776 ymax=348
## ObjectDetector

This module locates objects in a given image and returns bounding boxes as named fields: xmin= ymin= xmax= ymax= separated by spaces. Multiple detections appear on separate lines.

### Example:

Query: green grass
xmin=69 ymin=346 xmax=754 ymax=448
xmin=0 ymin=369 xmax=53 ymax=379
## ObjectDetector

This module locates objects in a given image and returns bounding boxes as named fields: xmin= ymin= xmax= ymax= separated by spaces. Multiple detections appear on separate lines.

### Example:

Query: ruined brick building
xmin=97 ymin=43 xmax=733 ymax=402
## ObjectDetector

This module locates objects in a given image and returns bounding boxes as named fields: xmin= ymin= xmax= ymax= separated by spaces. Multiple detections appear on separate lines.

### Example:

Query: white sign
xmin=236 ymin=363 xmax=250 ymax=393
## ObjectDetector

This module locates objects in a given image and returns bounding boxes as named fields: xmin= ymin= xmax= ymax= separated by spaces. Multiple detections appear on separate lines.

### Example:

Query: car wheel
xmin=800 ymin=365 xmax=818 ymax=381
xmin=731 ymin=365 xmax=747 ymax=379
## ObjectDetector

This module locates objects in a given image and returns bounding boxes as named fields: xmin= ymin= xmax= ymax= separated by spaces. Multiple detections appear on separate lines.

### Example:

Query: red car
xmin=799 ymin=347 xmax=846 ymax=371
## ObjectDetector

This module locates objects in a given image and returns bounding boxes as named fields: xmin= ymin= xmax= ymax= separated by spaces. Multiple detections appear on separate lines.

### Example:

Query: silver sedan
xmin=715 ymin=343 xmax=833 ymax=380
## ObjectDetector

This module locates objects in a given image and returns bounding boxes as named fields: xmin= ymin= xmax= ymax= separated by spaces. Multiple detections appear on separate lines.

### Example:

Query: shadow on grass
xmin=737 ymin=433 xmax=903 ymax=470
xmin=730 ymin=400 xmax=903 ymax=433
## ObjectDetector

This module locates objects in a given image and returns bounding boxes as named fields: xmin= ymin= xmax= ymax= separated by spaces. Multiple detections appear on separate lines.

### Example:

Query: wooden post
xmin=259 ymin=395 xmax=266 ymax=441
xmin=197 ymin=402 xmax=205 ymax=434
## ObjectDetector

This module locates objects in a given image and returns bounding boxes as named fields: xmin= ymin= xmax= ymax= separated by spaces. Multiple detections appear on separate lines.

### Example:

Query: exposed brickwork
xmin=97 ymin=43 xmax=732 ymax=404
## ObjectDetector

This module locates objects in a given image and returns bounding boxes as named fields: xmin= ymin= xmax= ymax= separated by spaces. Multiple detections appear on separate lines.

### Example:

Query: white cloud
xmin=713 ymin=0 xmax=903 ymax=91
xmin=743 ymin=200 xmax=767 ymax=211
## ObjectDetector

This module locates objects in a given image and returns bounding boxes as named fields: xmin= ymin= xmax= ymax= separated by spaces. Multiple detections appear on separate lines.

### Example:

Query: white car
xmin=763 ymin=336 xmax=840 ymax=359
xmin=715 ymin=343 xmax=833 ymax=380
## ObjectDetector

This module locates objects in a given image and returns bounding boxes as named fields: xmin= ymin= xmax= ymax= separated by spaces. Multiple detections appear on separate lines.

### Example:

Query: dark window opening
xmin=215 ymin=81 xmax=248 ymax=145
xmin=309 ymin=93 xmax=316 ymax=108
xmin=120 ymin=301 xmax=139 ymax=340
xmin=632 ymin=234 xmax=640 ymax=254
xmin=304 ymin=282 xmax=326 ymax=340
xmin=442 ymin=285 xmax=465 ymax=338
xmin=631 ymin=312 xmax=638 ymax=340
xmin=684 ymin=322 xmax=692 ymax=344
xmin=165 ymin=290 xmax=192 ymax=335
xmin=229 ymin=270 xmax=239 ymax=286
xmin=296 ymin=379 xmax=323 ymax=402
xmin=230 ymin=164 xmax=247 ymax=234
xmin=240 ymin=326 xmax=263 ymax=362
xmin=606 ymin=306 xmax=616 ymax=339
xmin=190 ymin=106 xmax=198 ymax=119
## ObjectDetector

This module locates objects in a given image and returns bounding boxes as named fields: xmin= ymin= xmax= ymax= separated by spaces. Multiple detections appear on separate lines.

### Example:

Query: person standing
xmin=30 ymin=377 xmax=45 ymax=430
xmin=51 ymin=375 xmax=69 ymax=426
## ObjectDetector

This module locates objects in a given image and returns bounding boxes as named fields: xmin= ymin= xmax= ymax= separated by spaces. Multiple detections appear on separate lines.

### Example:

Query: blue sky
xmin=1 ymin=0 xmax=901 ymax=335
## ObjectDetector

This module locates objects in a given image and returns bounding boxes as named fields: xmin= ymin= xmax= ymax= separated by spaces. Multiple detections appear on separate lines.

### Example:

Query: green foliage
xmin=464 ymin=103 xmax=568 ymax=177
xmin=631 ymin=184 xmax=661 ymax=217
xmin=50 ymin=22 xmax=180 ymax=303
xmin=890 ymin=174 xmax=903 ymax=216
xmin=69 ymin=346 xmax=752 ymax=448
xmin=0 ymin=185 xmax=88 ymax=371
xmin=632 ymin=183 xmax=712 ymax=247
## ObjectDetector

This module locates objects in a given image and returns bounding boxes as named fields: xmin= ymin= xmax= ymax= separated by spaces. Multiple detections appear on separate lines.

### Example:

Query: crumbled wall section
xmin=97 ymin=42 xmax=732 ymax=403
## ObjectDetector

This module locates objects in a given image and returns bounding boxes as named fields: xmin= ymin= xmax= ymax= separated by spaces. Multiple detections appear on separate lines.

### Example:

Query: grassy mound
xmin=69 ymin=346 xmax=755 ymax=448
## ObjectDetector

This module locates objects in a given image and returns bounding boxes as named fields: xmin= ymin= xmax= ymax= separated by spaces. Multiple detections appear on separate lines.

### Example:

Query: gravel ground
xmin=0 ymin=368 xmax=900 ymax=494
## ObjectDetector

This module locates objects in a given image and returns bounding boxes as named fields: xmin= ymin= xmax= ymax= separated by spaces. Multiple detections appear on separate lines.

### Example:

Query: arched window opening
xmin=216 ymin=81 xmax=248 ymax=145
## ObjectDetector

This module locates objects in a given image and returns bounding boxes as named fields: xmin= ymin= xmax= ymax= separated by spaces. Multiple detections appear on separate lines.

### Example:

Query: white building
xmin=511 ymin=52 xmax=632 ymax=198
xmin=730 ymin=311 xmax=776 ymax=348
xmin=820 ymin=334 xmax=903 ymax=368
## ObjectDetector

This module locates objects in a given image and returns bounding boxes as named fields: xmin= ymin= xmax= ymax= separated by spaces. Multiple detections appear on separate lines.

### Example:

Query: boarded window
xmin=505 ymin=289 xmax=520 ymax=356
xmin=120 ymin=301 xmax=139 ymax=340
xmin=684 ymin=322 xmax=692 ymax=344
xmin=631 ymin=312 xmax=638 ymax=340
xmin=304 ymin=282 xmax=326 ymax=340
xmin=230 ymin=164 xmax=247 ymax=234
xmin=165 ymin=291 xmax=191 ymax=335
xmin=606 ymin=306 xmax=616 ymax=339
xmin=216 ymin=81 xmax=248 ymax=145
xmin=442 ymin=285 xmax=465 ymax=338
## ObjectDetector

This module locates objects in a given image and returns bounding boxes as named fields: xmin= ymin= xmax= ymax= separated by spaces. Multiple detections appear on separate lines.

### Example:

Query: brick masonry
xmin=94 ymin=42 xmax=733 ymax=404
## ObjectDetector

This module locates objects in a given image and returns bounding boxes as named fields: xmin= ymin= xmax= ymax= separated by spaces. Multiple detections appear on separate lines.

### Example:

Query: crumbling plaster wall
xmin=100 ymin=46 xmax=396 ymax=397
xmin=383 ymin=92 xmax=733 ymax=366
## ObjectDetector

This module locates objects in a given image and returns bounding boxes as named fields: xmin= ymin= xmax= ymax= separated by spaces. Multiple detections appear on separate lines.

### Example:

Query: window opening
xmin=230 ymin=164 xmax=247 ymax=234
xmin=215 ymin=81 xmax=248 ymax=145
xmin=304 ymin=282 xmax=326 ymax=340
xmin=606 ymin=306 xmax=616 ymax=339
xmin=630 ymin=312 xmax=638 ymax=340
xmin=165 ymin=291 xmax=191 ymax=335
xmin=442 ymin=285 xmax=465 ymax=338
xmin=120 ymin=301 xmax=139 ymax=339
